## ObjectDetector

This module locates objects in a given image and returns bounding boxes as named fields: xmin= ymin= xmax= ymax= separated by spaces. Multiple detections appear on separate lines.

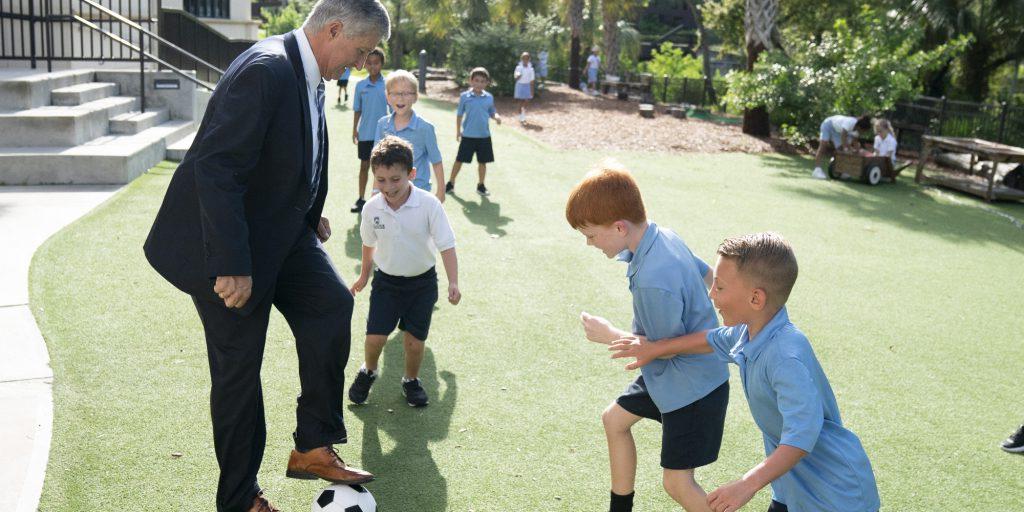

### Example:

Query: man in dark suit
xmin=144 ymin=1 xmax=390 ymax=510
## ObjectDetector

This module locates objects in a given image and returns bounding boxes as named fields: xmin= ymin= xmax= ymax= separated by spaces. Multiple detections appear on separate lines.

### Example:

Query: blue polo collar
xmin=387 ymin=111 xmax=421 ymax=133
xmin=622 ymin=223 xmax=657 ymax=278
xmin=730 ymin=306 xmax=791 ymax=363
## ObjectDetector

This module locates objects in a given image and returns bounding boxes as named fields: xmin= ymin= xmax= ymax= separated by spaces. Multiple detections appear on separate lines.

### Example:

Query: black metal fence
xmin=889 ymin=96 xmax=1024 ymax=152
xmin=0 ymin=0 xmax=158 ymax=67
xmin=183 ymin=0 xmax=229 ymax=19
xmin=158 ymin=8 xmax=253 ymax=84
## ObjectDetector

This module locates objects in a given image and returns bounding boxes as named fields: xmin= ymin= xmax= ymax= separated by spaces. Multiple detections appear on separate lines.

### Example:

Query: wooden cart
xmin=827 ymin=152 xmax=910 ymax=185
xmin=915 ymin=135 xmax=1024 ymax=202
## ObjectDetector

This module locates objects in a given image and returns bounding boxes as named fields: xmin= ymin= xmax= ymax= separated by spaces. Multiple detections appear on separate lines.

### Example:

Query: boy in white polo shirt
xmin=348 ymin=136 xmax=461 ymax=407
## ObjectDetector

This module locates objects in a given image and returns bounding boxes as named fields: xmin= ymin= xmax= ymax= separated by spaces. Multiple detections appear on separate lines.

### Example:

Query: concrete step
xmin=109 ymin=109 xmax=168 ymax=134
xmin=166 ymin=130 xmax=196 ymax=161
xmin=50 ymin=82 xmax=119 ymax=106
xmin=0 ymin=70 xmax=94 ymax=110
xmin=0 ymin=119 xmax=195 ymax=184
xmin=0 ymin=96 xmax=139 ymax=147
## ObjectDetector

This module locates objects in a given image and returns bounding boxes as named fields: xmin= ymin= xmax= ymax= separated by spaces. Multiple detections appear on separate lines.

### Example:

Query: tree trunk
xmin=602 ymin=7 xmax=619 ymax=76
xmin=742 ymin=0 xmax=777 ymax=136
xmin=389 ymin=0 xmax=402 ymax=69
xmin=568 ymin=0 xmax=584 ymax=89
xmin=958 ymin=42 xmax=994 ymax=102
xmin=684 ymin=0 xmax=716 ymax=105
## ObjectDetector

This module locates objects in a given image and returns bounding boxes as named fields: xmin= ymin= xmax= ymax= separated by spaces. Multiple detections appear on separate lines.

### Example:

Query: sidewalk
xmin=0 ymin=185 xmax=119 ymax=512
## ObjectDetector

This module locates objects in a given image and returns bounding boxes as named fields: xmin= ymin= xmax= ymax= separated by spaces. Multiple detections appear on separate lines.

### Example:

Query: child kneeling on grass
xmin=568 ymin=165 xmax=730 ymax=512
xmin=610 ymin=232 xmax=880 ymax=512
xmin=348 ymin=136 xmax=461 ymax=408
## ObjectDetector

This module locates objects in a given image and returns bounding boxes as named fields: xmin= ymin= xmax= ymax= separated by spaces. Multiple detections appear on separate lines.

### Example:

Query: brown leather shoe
xmin=248 ymin=491 xmax=280 ymax=512
xmin=285 ymin=446 xmax=374 ymax=484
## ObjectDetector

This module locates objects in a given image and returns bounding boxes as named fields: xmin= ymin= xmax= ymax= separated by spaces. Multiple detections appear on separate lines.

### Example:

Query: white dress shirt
xmin=294 ymin=29 xmax=323 ymax=173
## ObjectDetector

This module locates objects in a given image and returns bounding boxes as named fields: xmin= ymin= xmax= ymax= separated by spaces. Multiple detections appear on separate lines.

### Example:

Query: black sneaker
xmin=350 ymin=198 xmax=366 ymax=213
xmin=1001 ymin=425 xmax=1024 ymax=453
xmin=476 ymin=183 xmax=490 ymax=196
xmin=348 ymin=368 xmax=377 ymax=404
xmin=401 ymin=378 xmax=429 ymax=407
xmin=445 ymin=181 xmax=454 ymax=194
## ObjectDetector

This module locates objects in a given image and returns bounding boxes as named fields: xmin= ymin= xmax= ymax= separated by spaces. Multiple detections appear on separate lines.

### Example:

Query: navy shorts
xmin=357 ymin=140 xmax=375 ymax=161
xmin=456 ymin=136 xmax=494 ymax=164
xmin=616 ymin=376 xmax=729 ymax=470
xmin=338 ymin=79 xmax=350 ymax=88
xmin=366 ymin=267 xmax=438 ymax=341
xmin=767 ymin=500 xmax=788 ymax=512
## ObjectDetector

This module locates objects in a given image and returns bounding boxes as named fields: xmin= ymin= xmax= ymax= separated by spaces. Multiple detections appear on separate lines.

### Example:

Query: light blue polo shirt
xmin=706 ymin=307 xmax=880 ymax=512
xmin=339 ymin=67 xmax=351 ymax=81
xmin=456 ymin=89 xmax=496 ymax=138
xmin=353 ymin=74 xmax=389 ymax=142
xmin=374 ymin=111 xmax=443 ymax=191
xmin=622 ymin=223 xmax=729 ymax=413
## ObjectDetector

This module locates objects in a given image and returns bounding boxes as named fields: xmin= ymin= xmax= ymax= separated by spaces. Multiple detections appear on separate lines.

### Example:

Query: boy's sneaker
xmin=1001 ymin=425 xmax=1024 ymax=453
xmin=445 ymin=181 xmax=454 ymax=194
xmin=811 ymin=167 xmax=827 ymax=180
xmin=350 ymin=198 xmax=366 ymax=213
xmin=476 ymin=183 xmax=490 ymax=196
xmin=401 ymin=378 xmax=429 ymax=407
xmin=348 ymin=368 xmax=377 ymax=404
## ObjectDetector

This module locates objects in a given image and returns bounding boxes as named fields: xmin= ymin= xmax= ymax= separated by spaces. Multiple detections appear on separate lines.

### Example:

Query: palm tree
xmin=742 ymin=0 xmax=779 ymax=136
xmin=684 ymin=0 xmax=718 ymax=105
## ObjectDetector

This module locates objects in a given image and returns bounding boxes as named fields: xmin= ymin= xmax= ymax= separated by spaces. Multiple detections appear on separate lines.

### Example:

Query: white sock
xmin=402 ymin=376 xmax=418 ymax=383
xmin=814 ymin=167 xmax=822 ymax=173
xmin=360 ymin=364 xmax=376 ymax=376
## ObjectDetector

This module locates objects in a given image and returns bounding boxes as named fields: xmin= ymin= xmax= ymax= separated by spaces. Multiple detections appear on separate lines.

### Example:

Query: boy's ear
xmin=612 ymin=220 xmax=628 ymax=235
xmin=749 ymin=288 xmax=768 ymax=311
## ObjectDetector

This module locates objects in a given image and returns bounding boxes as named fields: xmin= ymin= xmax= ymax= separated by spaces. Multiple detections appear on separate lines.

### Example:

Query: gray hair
xmin=303 ymin=0 xmax=391 ymax=41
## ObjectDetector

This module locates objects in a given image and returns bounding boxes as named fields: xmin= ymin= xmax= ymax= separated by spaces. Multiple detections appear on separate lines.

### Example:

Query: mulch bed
xmin=423 ymin=80 xmax=798 ymax=154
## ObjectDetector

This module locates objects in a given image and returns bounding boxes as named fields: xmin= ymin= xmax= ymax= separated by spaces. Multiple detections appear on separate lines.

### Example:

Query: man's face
xmin=708 ymin=256 xmax=755 ymax=327
xmin=577 ymin=223 xmax=627 ymax=259
xmin=386 ymin=82 xmax=417 ymax=114
xmin=372 ymin=163 xmax=415 ymax=200
xmin=321 ymin=22 xmax=380 ymax=80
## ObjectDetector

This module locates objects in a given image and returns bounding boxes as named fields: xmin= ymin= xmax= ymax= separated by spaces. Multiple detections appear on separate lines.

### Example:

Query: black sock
xmin=609 ymin=491 xmax=634 ymax=512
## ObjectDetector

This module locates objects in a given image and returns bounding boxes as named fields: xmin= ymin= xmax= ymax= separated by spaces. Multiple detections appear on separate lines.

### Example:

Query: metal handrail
xmin=78 ymin=0 xmax=225 ymax=79
xmin=72 ymin=14 xmax=217 ymax=91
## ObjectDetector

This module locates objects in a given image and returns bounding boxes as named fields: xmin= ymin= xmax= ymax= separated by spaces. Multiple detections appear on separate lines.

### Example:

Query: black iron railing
xmin=183 ymin=0 xmax=229 ymax=19
xmin=889 ymin=96 xmax=1024 ymax=152
xmin=158 ymin=8 xmax=253 ymax=85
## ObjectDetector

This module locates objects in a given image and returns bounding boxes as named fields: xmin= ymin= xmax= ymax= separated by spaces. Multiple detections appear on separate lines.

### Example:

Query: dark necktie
xmin=312 ymin=80 xmax=326 ymax=193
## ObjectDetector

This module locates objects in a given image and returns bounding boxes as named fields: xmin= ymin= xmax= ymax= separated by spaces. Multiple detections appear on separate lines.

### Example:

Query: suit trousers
xmin=191 ymin=228 xmax=353 ymax=512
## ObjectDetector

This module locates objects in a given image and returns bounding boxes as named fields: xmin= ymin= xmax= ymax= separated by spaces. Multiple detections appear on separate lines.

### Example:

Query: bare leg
xmin=814 ymin=141 xmax=833 ymax=169
xmin=402 ymin=332 xmax=425 ymax=380
xmin=362 ymin=334 xmax=387 ymax=372
xmin=450 ymin=161 xmax=463 ymax=184
xmin=602 ymin=403 xmax=643 ymax=495
xmin=478 ymin=162 xmax=487 ymax=187
xmin=663 ymin=469 xmax=713 ymax=512
xmin=357 ymin=160 xmax=371 ymax=200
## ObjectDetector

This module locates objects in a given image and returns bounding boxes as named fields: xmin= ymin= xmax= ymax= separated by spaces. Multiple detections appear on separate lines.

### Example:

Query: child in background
xmin=350 ymin=48 xmax=389 ymax=213
xmin=513 ymin=52 xmax=535 ymax=124
xmin=337 ymin=66 xmax=351 ymax=105
xmin=448 ymin=67 xmax=501 ymax=197
xmin=872 ymin=119 xmax=897 ymax=163
xmin=585 ymin=46 xmax=601 ymax=95
xmin=374 ymin=70 xmax=446 ymax=203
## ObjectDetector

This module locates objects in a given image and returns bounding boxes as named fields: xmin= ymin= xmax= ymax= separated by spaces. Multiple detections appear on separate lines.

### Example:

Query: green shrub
xmin=262 ymin=0 xmax=311 ymax=37
xmin=640 ymin=42 xmax=708 ymax=104
xmin=448 ymin=14 xmax=554 ymax=96
xmin=724 ymin=11 xmax=968 ymax=143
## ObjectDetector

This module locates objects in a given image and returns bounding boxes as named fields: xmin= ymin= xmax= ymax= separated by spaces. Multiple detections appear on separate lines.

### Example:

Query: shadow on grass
xmin=348 ymin=332 xmax=456 ymax=510
xmin=449 ymin=193 xmax=512 ymax=236
xmin=344 ymin=216 xmax=362 ymax=266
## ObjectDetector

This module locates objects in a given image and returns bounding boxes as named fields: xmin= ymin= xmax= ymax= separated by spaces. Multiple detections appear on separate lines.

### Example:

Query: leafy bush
xmin=262 ymin=0 xmax=311 ymax=37
xmin=448 ymin=14 xmax=555 ymax=96
xmin=640 ymin=42 xmax=707 ymax=104
xmin=724 ymin=11 xmax=968 ymax=143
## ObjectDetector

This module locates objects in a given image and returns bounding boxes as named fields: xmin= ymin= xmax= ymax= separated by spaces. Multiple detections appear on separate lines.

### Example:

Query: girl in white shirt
xmin=872 ymin=119 xmax=897 ymax=163
xmin=513 ymin=52 xmax=535 ymax=124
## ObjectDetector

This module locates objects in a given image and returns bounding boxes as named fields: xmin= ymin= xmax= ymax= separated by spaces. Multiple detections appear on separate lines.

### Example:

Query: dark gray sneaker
xmin=401 ymin=378 xmax=429 ymax=407
xmin=1001 ymin=425 xmax=1024 ymax=453
xmin=445 ymin=181 xmax=454 ymax=194
xmin=348 ymin=368 xmax=377 ymax=404
xmin=476 ymin=183 xmax=490 ymax=196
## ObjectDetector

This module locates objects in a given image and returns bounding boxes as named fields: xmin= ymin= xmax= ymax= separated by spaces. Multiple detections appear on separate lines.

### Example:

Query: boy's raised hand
xmin=609 ymin=335 xmax=655 ymax=370
xmin=707 ymin=479 xmax=758 ymax=512
xmin=579 ymin=311 xmax=619 ymax=345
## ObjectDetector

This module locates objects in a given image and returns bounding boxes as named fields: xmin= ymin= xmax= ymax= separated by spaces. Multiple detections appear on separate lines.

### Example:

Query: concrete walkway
xmin=0 ymin=185 xmax=119 ymax=512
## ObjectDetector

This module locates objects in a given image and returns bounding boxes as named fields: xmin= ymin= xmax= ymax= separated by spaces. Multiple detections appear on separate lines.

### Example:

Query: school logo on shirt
xmin=373 ymin=216 xmax=385 ymax=230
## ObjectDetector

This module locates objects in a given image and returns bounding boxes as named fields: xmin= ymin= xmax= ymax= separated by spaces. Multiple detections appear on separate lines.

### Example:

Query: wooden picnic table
xmin=915 ymin=135 xmax=1024 ymax=202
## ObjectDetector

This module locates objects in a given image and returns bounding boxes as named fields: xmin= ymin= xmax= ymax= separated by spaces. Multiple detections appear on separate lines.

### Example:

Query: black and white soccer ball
xmin=311 ymin=484 xmax=377 ymax=512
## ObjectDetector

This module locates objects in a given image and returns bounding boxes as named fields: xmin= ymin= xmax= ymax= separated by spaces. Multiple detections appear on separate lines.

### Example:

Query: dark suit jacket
xmin=144 ymin=31 xmax=329 ymax=316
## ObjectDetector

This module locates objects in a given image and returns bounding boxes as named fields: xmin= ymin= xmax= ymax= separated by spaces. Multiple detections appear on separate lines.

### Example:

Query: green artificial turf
xmin=30 ymin=88 xmax=1024 ymax=511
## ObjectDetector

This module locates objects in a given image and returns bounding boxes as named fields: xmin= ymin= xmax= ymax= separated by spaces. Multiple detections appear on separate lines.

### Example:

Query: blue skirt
xmin=514 ymin=82 xmax=533 ymax=100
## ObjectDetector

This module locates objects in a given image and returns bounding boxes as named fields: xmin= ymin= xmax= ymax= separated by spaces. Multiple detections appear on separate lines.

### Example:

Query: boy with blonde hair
xmin=374 ymin=70 xmax=445 ymax=203
xmin=567 ymin=166 xmax=730 ymax=512
xmin=610 ymin=232 xmax=880 ymax=512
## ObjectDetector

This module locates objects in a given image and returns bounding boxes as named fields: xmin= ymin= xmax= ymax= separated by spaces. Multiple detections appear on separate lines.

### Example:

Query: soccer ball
xmin=311 ymin=484 xmax=376 ymax=512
